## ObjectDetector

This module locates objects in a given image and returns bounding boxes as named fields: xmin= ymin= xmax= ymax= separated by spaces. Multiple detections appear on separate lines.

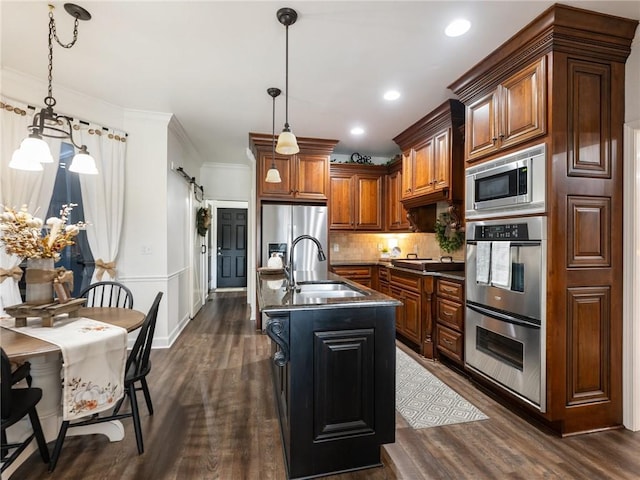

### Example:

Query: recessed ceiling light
xmin=351 ymin=127 xmax=365 ymax=135
xmin=383 ymin=90 xmax=401 ymax=101
xmin=445 ymin=19 xmax=471 ymax=37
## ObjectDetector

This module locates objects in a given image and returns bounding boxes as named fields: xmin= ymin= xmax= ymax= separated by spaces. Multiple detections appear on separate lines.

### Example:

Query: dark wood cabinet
xmin=386 ymin=159 xmax=411 ymax=231
xmin=465 ymin=58 xmax=547 ymax=163
xmin=331 ymin=265 xmax=373 ymax=288
xmin=388 ymin=269 xmax=435 ymax=359
xmin=265 ymin=306 xmax=396 ymax=479
xmin=449 ymin=4 xmax=638 ymax=435
xmin=393 ymin=99 xmax=465 ymax=209
xmin=251 ymin=133 xmax=338 ymax=202
xmin=435 ymin=277 xmax=465 ymax=366
xmin=329 ymin=164 xmax=385 ymax=231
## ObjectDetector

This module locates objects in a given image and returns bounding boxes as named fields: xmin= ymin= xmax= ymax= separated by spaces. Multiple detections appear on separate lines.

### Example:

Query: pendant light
xmin=265 ymin=88 xmax=283 ymax=183
xmin=10 ymin=4 xmax=98 ymax=175
xmin=275 ymin=7 xmax=300 ymax=155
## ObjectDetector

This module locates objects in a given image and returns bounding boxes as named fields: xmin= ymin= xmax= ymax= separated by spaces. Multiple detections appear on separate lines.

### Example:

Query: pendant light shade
xmin=9 ymin=147 xmax=44 ymax=171
xmin=265 ymin=168 xmax=282 ymax=183
xmin=275 ymin=129 xmax=299 ymax=155
xmin=68 ymin=147 xmax=99 ymax=175
xmin=10 ymin=3 xmax=97 ymax=174
xmin=265 ymin=87 xmax=283 ymax=183
xmin=275 ymin=7 xmax=300 ymax=155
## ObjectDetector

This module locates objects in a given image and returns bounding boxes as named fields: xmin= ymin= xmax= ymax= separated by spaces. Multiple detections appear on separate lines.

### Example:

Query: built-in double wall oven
xmin=464 ymin=144 xmax=547 ymax=412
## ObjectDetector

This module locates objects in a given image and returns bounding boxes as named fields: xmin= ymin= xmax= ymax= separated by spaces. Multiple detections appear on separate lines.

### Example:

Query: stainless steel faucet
xmin=286 ymin=234 xmax=327 ymax=290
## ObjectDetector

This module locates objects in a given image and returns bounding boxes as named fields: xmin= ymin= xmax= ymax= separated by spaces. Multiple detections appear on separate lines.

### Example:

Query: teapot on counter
xmin=267 ymin=252 xmax=284 ymax=269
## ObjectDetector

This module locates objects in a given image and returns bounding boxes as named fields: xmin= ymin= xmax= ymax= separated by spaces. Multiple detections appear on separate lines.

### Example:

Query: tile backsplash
xmin=329 ymin=232 xmax=465 ymax=262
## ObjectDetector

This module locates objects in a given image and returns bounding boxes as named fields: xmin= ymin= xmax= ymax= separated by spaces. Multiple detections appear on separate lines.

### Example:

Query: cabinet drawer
xmin=436 ymin=324 xmax=463 ymax=364
xmin=437 ymin=279 xmax=464 ymax=302
xmin=332 ymin=266 xmax=372 ymax=279
xmin=378 ymin=266 xmax=389 ymax=282
xmin=389 ymin=270 xmax=421 ymax=293
xmin=436 ymin=298 xmax=464 ymax=331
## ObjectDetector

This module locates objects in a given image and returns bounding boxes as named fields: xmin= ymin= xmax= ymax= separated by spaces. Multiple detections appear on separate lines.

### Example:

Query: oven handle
xmin=466 ymin=302 xmax=540 ymax=329
xmin=466 ymin=240 xmax=541 ymax=246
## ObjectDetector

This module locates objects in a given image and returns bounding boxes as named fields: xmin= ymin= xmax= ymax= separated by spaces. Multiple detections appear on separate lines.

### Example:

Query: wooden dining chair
xmin=49 ymin=292 xmax=163 ymax=472
xmin=1 ymin=349 xmax=50 ymax=473
xmin=79 ymin=281 xmax=134 ymax=308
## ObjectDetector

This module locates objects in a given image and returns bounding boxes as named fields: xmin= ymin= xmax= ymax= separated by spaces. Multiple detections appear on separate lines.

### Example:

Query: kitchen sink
xmin=295 ymin=282 xmax=367 ymax=298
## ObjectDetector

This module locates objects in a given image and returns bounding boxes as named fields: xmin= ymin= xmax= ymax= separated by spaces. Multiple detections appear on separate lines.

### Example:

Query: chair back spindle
xmin=79 ymin=281 xmax=134 ymax=309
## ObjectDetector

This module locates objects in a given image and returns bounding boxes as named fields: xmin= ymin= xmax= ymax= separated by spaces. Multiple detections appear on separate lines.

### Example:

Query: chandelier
xmin=10 ymin=3 xmax=98 ymax=175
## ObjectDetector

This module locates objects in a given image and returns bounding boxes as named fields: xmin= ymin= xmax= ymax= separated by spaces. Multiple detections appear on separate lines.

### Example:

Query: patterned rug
xmin=396 ymin=348 xmax=488 ymax=429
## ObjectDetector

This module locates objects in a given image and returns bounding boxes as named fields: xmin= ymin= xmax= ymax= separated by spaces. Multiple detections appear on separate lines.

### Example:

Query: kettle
xmin=267 ymin=253 xmax=284 ymax=269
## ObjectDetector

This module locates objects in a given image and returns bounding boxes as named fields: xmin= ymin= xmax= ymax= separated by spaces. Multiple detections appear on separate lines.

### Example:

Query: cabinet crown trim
xmin=448 ymin=3 xmax=638 ymax=101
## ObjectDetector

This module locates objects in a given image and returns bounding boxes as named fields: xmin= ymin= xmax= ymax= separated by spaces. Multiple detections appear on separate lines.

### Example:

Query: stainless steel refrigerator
xmin=261 ymin=204 xmax=328 ymax=278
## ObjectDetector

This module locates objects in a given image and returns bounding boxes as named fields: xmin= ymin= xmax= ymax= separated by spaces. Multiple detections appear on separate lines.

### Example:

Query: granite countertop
xmin=331 ymin=260 xmax=465 ymax=281
xmin=257 ymin=270 xmax=401 ymax=313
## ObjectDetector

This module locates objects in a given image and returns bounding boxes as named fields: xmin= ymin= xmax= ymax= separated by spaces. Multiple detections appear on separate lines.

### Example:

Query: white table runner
xmin=1 ymin=316 xmax=127 ymax=421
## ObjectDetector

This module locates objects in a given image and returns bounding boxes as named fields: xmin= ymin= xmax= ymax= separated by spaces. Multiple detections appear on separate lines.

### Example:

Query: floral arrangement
xmin=434 ymin=211 xmax=465 ymax=253
xmin=0 ymin=203 xmax=85 ymax=260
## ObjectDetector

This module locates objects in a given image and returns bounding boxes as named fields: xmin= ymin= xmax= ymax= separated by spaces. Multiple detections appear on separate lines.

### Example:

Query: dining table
xmin=0 ymin=307 xmax=146 ymax=478
xmin=1 ymin=307 xmax=145 ymax=361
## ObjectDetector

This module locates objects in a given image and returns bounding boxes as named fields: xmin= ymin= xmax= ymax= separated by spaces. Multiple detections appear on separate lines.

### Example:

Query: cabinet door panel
xmin=401 ymin=151 xmax=413 ymax=199
xmin=500 ymin=58 xmax=546 ymax=149
xmin=466 ymin=92 xmax=498 ymax=162
xmin=313 ymin=329 xmax=376 ymax=440
xmin=402 ymin=290 xmax=422 ymax=345
xmin=356 ymin=175 xmax=383 ymax=230
xmin=296 ymin=154 xmax=329 ymax=200
xmin=259 ymin=153 xmax=293 ymax=197
xmin=386 ymin=169 xmax=406 ymax=230
xmin=329 ymin=176 xmax=354 ymax=230
xmin=432 ymin=130 xmax=450 ymax=191
xmin=413 ymin=140 xmax=435 ymax=195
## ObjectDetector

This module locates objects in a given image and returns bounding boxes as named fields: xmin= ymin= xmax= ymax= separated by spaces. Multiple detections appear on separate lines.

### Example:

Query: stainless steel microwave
xmin=465 ymin=144 xmax=546 ymax=219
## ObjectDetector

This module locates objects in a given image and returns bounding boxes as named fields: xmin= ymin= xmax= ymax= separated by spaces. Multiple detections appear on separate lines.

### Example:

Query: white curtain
xmin=77 ymin=123 xmax=127 ymax=283
xmin=0 ymin=97 xmax=61 ymax=313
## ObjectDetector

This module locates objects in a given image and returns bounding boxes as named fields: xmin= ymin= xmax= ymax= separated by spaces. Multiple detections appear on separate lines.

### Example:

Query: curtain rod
xmin=176 ymin=167 xmax=204 ymax=197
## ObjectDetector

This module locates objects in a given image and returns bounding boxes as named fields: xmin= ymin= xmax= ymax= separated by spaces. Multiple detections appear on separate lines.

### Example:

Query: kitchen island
xmin=257 ymin=271 xmax=400 ymax=480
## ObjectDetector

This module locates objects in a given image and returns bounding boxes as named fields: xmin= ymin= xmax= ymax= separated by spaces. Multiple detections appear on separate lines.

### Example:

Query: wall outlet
xmin=333 ymin=243 xmax=340 ymax=252
xmin=141 ymin=245 xmax=152 ymax=255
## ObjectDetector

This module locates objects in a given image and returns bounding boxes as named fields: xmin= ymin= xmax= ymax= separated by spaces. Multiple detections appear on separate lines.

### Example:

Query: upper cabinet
xmin=329 ymin=164 xmax=386 ymax=231
xmin=465 ymin=58 xmax=547 ymax=162
xmin=250 ymin=133 xmax=339 ymax=202
xmin=386 ymin=160 xmax=411 ymax=231
xmin=393 ymin=99 xmax=465 ymax=209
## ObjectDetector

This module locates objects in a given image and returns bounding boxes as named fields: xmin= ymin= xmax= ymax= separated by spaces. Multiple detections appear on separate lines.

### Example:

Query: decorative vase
xmin=25 ymin=257 xmax=55 ymax=305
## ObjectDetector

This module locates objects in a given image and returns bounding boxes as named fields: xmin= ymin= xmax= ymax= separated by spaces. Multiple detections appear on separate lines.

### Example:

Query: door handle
xmin=201 ymin=245 xmax=207 ymax=254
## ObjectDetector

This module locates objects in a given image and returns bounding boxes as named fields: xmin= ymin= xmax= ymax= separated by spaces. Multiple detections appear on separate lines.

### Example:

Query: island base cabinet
xmin=265 ymin=306 xmax=396 ymax=479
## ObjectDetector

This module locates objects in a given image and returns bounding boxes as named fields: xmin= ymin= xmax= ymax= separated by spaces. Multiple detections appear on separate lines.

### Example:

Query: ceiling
xmin=2 ymin=1 xmax=639 ymax=165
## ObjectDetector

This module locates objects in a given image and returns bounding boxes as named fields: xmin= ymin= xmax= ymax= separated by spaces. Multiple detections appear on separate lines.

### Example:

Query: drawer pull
xmin=443 ymin=286 xmax=457 ymax=293
xmin=443 ymin=338 xmax=453 ymax=345
xmin=443 ymin=310 xmax=453 ymax=317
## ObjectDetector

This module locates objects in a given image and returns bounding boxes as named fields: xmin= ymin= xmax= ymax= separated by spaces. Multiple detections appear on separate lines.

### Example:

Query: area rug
xmin=396 ymin=348 xmax=488 ymax=429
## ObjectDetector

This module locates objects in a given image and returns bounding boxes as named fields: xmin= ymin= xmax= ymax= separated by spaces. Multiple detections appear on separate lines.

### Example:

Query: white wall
xmin=200 ymin=162 xmax=256 ymax=320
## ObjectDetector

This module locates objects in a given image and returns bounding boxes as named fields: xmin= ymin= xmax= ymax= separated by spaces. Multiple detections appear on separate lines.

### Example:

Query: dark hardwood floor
xmin=12 ymin=292 xmax=640 ymax=479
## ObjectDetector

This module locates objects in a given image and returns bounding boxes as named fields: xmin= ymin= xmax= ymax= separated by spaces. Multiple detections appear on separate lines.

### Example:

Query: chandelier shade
xmin=265 ymin=87 xmax=283 ymax=183
xmin=10 ymin=3 xmax=98 ymax=175
xmin=275 ymin=7 xmax=300 ymax=155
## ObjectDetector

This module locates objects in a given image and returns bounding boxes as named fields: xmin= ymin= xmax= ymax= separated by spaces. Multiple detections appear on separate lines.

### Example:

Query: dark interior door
xmin=216 ymin=208 xmax=247 ymax=288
